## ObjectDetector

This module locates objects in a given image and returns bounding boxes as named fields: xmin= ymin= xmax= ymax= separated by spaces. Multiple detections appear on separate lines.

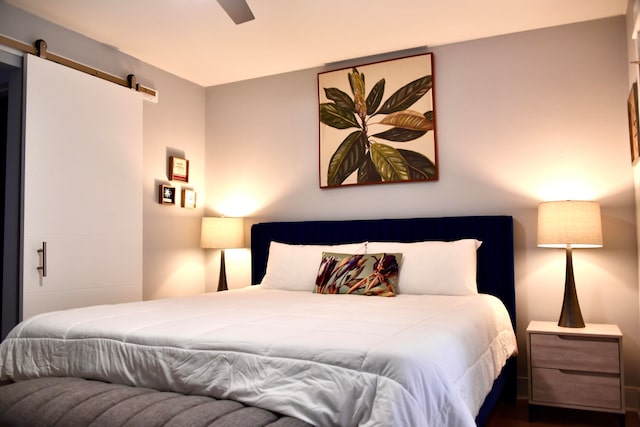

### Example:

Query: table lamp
xmin=201 ymin=217 xmax=244 ymax=291
xmin=537 ymin=200 xmax=602 ymax=328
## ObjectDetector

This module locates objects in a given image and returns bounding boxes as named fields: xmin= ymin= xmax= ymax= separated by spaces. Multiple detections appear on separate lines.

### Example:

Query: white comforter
xmin=0 ymin=287 xmax=516 ymax=427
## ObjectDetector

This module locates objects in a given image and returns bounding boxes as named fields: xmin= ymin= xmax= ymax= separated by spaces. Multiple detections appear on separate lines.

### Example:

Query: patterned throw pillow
xmin=314 ymin=252 xmax=401 ymax=297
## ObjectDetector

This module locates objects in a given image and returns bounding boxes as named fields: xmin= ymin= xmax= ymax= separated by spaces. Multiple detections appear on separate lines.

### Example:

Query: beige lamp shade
xmin=537 ymin=201 xmax=602 ymax=248
xmin=200 ymin=217 xmax=244 ymax=249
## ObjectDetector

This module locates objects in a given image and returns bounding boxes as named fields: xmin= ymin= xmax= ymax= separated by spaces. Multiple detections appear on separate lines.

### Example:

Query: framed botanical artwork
xmin=181 ymin=188 xmax=196 ymax=209
xmin=169 ymin=156 xmax=189 ymax=182
xmin=159 ymin=184 xmax=176 ymax=205
xmin=318 ymin=53 xmax=437 ymax=188
xmin=628 ymin=82 xmax=639 ymax=164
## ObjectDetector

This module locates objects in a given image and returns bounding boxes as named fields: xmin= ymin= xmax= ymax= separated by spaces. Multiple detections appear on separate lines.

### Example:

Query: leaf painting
xmin=318 ymin=53 xmax=437 ymax=187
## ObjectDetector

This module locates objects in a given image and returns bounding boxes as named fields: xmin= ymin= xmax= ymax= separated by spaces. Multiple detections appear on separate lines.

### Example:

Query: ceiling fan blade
xmin=216 ymin=0 xmax=255 ymax=24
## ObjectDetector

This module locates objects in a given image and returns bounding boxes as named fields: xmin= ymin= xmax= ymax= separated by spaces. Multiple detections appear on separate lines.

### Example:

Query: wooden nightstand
xmin=527 ymin=321 xmax=625 ymax=424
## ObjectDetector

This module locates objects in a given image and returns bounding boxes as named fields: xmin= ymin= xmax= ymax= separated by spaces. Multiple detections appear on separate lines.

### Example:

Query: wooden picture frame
xmin=628 ymin=82 xmax=639 ymax=164
xmin=169 ymin=156 xmax=189 ymax=182
xmin=159 ymin=184 xmax=176 ymax=205
xmin=181 ymin=188 xmax=196 ymax=209
xmin=318 ymin=53 xmax=437 ymax=188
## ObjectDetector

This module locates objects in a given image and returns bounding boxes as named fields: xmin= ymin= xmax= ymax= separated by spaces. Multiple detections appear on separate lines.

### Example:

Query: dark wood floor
xmin=485 ymin=400 xmax=638 ymax=427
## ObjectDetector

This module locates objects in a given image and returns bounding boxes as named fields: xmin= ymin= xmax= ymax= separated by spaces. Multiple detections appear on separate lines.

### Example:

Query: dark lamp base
xmin=557 ymin=247 xmax=585 ymax=328
xmin=218 ymin=249 xmax=228 ymax=292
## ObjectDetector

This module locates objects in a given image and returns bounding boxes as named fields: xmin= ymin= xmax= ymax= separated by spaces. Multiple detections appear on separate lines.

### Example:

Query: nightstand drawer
xmin=530 ymin=333 xmax=619 ymax=373
xmin=531 ymin=367 xmax=622 ymax=410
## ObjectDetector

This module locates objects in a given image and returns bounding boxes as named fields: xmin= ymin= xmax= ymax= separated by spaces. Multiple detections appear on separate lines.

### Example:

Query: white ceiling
xmin=6 ymin=0 xmax=628 ymax=87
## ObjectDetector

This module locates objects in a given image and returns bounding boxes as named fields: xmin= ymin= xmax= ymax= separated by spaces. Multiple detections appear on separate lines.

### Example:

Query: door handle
xmin=37 ymin=241 xmax=47 ymax=277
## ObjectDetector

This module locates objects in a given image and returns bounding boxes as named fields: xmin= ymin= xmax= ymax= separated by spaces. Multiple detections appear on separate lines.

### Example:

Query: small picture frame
xmin=169 ymin=156 xmax=189 ymax=182
xmin=159 ymin=184 xmax=176 ymax=205
xmin=182 ymin=189 xmax=197 ymax=209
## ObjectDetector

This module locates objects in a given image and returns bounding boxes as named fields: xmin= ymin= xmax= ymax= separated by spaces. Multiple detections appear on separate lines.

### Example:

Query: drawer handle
xmin=557 ymin=335 xmax=592 ymax=341
xmin=558 ymin=369 xmax=618 ymax=378
xmin=557 ymin=335 xmax=617 ymax=344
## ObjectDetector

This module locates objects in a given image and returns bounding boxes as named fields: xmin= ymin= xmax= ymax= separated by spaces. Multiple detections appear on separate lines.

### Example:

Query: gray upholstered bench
xmin=0 ymin=377 xmax=313 ymax=427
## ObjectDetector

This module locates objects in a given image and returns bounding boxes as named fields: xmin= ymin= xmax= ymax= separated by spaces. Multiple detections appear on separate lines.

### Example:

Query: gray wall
xmin=205 ymin=17 xmax=640 ymax=398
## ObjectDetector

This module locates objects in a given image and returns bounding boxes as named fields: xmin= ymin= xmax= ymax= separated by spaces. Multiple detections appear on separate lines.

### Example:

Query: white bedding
xmin=0 ymin=287 xmax=516 ymax=427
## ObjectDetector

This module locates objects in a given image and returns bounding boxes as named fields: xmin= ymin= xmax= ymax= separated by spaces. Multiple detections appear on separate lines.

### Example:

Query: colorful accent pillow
xmin=314 ymin=252 xmax=401 ymax=297
xmin=260 ymin=241 xmax=368 ymax=291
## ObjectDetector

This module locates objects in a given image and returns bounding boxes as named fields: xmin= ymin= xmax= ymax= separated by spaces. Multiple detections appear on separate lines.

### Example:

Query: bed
xmin=0 ymin=215 xmax=517 ymax=427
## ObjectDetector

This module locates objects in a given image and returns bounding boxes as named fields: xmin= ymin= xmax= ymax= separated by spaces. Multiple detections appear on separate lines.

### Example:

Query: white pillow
xmin=260 ymin=241 xmax=367 ymax=291
xmin=366 ymin=239 xmax=482 ymax=295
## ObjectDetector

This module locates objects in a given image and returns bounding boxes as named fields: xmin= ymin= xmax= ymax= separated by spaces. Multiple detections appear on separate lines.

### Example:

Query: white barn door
xmin=22 ymin=54 xmax=142 ymax=319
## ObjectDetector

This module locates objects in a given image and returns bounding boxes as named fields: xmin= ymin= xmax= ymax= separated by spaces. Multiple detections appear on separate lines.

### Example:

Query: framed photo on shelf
xmin=182 ymin=188 xmax=196 ymax=209
xmin=159 ymin=184 xmax=176 ymax=205
xmin=169 ymin=156 xmax=189 ymax=182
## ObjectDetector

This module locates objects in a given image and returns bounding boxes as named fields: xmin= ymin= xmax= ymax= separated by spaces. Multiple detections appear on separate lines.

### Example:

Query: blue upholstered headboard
xmin=250 ymin=215 xmax=515 ymax=327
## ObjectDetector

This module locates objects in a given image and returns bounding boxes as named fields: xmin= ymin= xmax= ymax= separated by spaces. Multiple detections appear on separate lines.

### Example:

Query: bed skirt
xmin=0 ymin=377 xmax=313 ymax=427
